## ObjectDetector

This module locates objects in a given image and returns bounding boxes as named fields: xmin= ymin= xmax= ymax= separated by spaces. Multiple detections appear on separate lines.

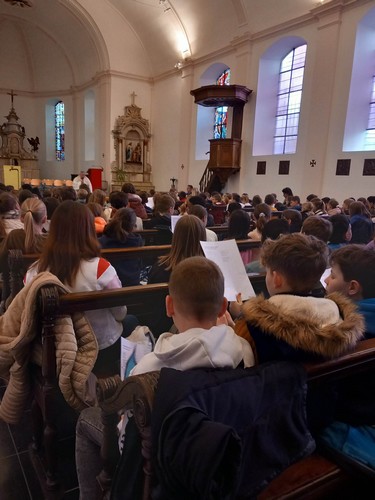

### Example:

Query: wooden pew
xmin=32 ymin=273 xmax=266 ymax=342
xmin=22 ymin=271 xmax=266 ymax=496
xmin=12 ymin=239 xmax=260 ymax=268
xmin=7 ymin=239 xmax=262 ymax=301
xmin=6 ymin=244 xmax=174 ymax=305
xmin=25 ymin=282 xmax=171 ymax=497
xmin=137 ymin=225 xmax=230 ymax=245
xmin=96 ymin=338 xmax=375 ymax=499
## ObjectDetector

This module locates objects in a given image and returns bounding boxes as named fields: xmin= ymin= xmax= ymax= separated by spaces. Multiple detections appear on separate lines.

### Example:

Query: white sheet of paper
xmin=171 ymin=215 xmax=182 ymax=233
xmin=320 ymin=267 xmax=331 ymax=289
xmin=200 ymin=239 xmax=256 ymax=301
xmin=120 ymin=338 xmax=136 ymax=381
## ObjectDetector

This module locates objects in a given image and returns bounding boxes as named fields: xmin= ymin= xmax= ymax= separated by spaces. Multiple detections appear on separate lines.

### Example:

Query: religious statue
xmin=27 ymin=136 xmax=40 ymax=152
xmin=126 ymin=142 xmax=133 ymax=161
xmin=132 ymin=142 xmax=142 ymax=163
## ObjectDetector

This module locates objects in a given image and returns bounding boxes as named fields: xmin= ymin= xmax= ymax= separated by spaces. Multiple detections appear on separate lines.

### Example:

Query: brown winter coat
xmin=0 ymin=272 xmax=98 ymax=424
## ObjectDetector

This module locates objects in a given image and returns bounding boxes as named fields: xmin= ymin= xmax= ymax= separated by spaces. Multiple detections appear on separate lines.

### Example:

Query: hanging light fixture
xmin=159 ymin=0 xmax=170 ymax=13
xmin=3 ymin=0 xmax=33 ymax=7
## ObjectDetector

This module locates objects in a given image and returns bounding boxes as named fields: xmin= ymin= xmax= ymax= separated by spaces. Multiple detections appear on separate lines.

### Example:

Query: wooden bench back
xmin=6 ymin=240 xmax=263 ymax=307
xmin=138 ymin=226 xmax=230 ymax=245
xmin=40 ymin=273 xmax=267 ymax=333
xmin=12 ymin=238 xmax=261 ymax=269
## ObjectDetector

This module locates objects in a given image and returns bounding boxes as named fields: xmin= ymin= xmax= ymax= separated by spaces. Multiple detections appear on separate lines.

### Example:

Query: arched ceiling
xmin=0 ymin=0 xmax=104 ymax=93
xmin=0 ymin=0 xmax=361 ymax=93
xmin=106 ymin=0 xmax=347 ymax=75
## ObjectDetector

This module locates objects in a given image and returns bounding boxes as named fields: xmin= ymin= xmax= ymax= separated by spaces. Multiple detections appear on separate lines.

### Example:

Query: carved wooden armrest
xmin=8 ymin=248 xmax=25 ymax=295
xmin=96 ymin=371 xmax=160 ymax=499
xmin=1 ymin=248 xmax=25 ymax=310
xmin=97 ymin=371 xmax=159 ymax=412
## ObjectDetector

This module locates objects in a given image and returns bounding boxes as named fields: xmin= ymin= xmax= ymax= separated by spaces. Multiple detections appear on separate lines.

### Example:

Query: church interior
xmin=1 ymin=1 xmax=375 ymax=499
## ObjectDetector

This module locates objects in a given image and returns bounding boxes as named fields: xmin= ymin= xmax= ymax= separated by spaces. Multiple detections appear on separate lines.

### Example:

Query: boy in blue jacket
xmin=325 ymin=244 xmax=375 ymax=338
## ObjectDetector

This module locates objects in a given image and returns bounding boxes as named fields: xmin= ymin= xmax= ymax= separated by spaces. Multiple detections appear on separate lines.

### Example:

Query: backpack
xmin=120 ymin=325 xmax=155 ymax=380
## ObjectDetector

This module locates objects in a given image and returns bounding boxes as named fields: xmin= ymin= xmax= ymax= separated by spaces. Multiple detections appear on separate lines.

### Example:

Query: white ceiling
xmin=0 ymin=0 xmax=356 ymax=91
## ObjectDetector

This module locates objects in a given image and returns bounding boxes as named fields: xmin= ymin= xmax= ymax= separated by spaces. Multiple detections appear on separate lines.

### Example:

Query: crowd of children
xmin=0 ymin=179 xmax=374 ymax=497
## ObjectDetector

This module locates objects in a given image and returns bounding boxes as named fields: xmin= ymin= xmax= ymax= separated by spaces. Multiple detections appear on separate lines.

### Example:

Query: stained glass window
xmin=365 ymin=76 xmax=375 ymax=150
xmin=274 ymin=45 xmax=306 ymax=154
xmin=217 ymin=69 xmax=230 ymax=86
xmin=55 ymin=101 xmax=65 ymax=161
xmin=214 ymin=69 xmax=230 ymax=139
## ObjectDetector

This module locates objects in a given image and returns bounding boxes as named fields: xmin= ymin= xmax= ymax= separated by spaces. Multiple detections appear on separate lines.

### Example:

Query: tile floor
xmin=0 ymin=379 xmax=79 ymax=500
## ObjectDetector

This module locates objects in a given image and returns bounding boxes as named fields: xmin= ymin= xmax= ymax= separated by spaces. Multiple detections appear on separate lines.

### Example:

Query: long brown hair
xmin=21 ymin=197 xmax=47 ymax=253
xmin=103 ymin=207 xmax=136 ymax=242
xmin=89 ymin=189 xmax=107 ymax=206
xmin=36 ymin=200 xmax=100 ymax=286
xmin=159 ymin=215 xmax=206 ymax=271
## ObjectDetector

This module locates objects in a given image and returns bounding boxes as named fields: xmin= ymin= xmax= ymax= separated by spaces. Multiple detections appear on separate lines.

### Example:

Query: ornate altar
xmin=111 ymin=95 xmax=153 ymax=192
xmin=0 ymin=91 xmax=39 ymax=185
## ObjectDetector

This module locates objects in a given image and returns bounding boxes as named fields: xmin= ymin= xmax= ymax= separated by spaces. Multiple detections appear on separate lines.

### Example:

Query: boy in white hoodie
xmin=76 ymin=256 xmax=254 ymax=499
xmin=131 ymin=256 xmax=254 ymax=374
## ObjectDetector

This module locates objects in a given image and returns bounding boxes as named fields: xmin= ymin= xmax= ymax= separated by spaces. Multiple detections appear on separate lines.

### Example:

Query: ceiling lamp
xmin=159 ymin=0 xmax=170 ymax=13
xmin=3 ymin=0 xmax=33 ymax=7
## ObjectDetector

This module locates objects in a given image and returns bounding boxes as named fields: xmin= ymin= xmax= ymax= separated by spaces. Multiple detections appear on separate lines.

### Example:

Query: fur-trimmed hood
xmin=242 ymin=292 xmax=364 ymax=359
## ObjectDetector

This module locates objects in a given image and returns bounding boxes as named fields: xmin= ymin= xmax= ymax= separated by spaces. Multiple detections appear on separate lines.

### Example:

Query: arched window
xmin=253 ymin=36 xmax=307 ymax=156
xmin=365 ymin=76 xmax=375 ymax=149
xmin=214 ymin=68 xmax=230 ymax=139
xmin=55 ymin=101 xmax=65 ymax=161
xmin=274 ymin=45 xmax=307 ymax=154
xmin=343 ymin=7 xmax=375 ymax=152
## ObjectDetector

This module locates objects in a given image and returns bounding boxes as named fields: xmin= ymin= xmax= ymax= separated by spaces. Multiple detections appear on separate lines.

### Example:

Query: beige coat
xmin=0 ymin=272 xmax=98 ymax=424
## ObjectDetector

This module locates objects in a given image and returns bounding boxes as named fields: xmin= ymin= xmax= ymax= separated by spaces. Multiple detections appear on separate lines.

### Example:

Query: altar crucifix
xmin=170 ymin=177 xmax=177 ymax=189
xmin=130 ymin=91 xmax=138 ymax=106
xmin=7 ymin=90 xmax=17 ymax=108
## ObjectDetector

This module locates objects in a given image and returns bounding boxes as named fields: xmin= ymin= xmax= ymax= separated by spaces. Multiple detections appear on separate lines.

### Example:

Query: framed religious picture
xmin=278 ymin=160 xmax=290 ymax=175
xmin=336 ymin=159 xmax=351 ymax=176
xmin=363 ymin=159 xmax=375 ymax=176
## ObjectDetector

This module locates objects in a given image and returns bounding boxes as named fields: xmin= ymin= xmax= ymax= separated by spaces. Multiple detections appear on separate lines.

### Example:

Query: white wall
xmin=322 ymin=3 xmax=375 ymax=199
xmin=151 ymin=73 xmax=187 ymax=191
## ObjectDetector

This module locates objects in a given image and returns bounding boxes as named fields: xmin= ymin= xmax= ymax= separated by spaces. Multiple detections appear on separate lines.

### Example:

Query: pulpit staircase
xmin=199 ymin=139 xmax=241 ymax=193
